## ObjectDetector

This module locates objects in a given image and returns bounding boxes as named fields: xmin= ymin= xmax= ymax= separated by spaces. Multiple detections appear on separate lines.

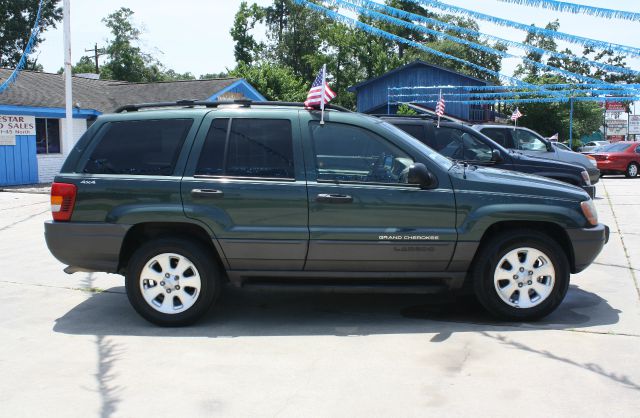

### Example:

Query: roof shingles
xmin=0 ymin=68 xmax=240 ymax=113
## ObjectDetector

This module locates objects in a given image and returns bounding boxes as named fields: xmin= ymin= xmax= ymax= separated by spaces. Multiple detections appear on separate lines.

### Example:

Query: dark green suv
xmin=45 ymin=101 xmax=609 ymax=326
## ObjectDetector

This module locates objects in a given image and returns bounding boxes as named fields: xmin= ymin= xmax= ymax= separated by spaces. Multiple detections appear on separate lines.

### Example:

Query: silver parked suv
xmin=472 ymin=125 xmax=600 ymax=186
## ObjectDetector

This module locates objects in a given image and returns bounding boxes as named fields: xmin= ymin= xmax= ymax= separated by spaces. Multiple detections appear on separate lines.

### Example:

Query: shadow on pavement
xmin=54 ymin=284 xmax=620 ymax=339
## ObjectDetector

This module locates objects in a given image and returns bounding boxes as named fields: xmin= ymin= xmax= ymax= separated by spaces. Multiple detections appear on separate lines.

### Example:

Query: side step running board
xmin=239 ymin=282 xmax=449 ymax=294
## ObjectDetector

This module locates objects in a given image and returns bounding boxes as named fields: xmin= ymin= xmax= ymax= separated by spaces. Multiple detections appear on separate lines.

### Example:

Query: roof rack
xmin=114 ymin=99 xmax=352 ymax=113
xmin=371 ymin=113 xmax=439 ymax=120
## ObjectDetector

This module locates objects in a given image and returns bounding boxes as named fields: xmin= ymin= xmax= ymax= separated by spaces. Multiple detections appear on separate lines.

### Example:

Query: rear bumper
xmin=44 ymin=221 xmax=131 ymax=273
xmin=596 ymin=159 xmax=625 ymax=172
xmin=567 ymin=223 xmax=609 ymax=273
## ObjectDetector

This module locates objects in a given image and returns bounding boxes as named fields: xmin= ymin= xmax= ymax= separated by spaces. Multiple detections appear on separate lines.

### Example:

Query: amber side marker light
xmin=581 ymin=200 xmax=598 ymax=226
xmin=51 ymin=182 xmax=77 ymax=221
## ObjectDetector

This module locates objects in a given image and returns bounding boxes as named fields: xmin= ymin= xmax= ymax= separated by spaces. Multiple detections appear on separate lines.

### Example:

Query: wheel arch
xmin=473 ymin=220 xmax=576 ymax=273
xmin=117 ymin=222 xmax=227 ymax=276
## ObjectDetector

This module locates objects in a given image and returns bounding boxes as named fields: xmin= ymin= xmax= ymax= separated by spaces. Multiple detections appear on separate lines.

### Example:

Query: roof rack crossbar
xmin=114 ymin=99 xmax=352 ymax=113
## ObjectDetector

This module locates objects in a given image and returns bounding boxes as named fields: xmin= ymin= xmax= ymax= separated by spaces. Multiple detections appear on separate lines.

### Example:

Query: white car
xmin=580 ymin=141 xmax=610 ymax=153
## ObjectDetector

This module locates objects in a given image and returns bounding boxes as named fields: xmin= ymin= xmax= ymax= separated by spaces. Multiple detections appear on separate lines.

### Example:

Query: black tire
xmin=125 ymin=238 xmax=221 ymax=326
xmin=471 ymin=229 xmax=570 ymax=321
xmin=625 ymin=162 xmax=639 ymax=178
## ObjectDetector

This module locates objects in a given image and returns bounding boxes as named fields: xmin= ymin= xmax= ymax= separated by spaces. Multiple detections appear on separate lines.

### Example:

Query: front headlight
xmin=581 ymin=199 xmax=598 ymax=226
xmin=581 ymin=170 xmax=591 ymax=185
xmin=587 ymin=156 xmax=598 ymax=167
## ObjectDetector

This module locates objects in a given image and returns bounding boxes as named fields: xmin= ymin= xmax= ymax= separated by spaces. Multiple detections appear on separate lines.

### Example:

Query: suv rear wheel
xmin=471 ymin=230 xmax=569 ymax=321
xmin=125 ymin=238 xmax=221 ymax=326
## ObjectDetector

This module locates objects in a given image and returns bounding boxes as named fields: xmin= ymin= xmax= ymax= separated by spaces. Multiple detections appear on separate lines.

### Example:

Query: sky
xmin=35 ymin=0 xmax=639 ymax=80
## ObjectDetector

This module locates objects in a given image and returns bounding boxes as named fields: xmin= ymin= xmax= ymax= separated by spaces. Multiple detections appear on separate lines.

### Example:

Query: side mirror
xmin=546 ymin=143 xmax=554 ymax=152
xmin=490 ymin=149 xmax=503 ymax=163
xmin=408 ymin=163 xmax=437 ymax=189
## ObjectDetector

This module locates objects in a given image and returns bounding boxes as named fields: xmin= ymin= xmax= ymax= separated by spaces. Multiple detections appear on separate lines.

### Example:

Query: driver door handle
xmin=191 ymin=188 xmax=224 ymax=198
xmin=316 ymin=193 xmax=353 ymax=204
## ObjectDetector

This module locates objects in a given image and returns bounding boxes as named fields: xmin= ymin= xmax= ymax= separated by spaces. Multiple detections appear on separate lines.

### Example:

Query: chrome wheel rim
xmin=493 ymin=247 xmax=555 ymax=309
xmin=139 ymin=253 xmax=201 ymax=314
xmin=629 ymin=164 xmax=638 ymax=177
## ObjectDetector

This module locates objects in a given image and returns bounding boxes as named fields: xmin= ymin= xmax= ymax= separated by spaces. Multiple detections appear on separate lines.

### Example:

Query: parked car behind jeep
xmin=382 ymin=117 xmax=596 ymax=198
xmin=45 ymin=101 xmax=608 ymax=326
xmin=472 ymin=125 xmax=600 ymax=185
xmin=591 ymin=142 xmax=640 ymax=177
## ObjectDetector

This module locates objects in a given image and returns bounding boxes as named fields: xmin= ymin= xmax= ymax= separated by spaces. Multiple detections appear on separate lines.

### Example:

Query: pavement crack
xmin=0 ymin=280 xmax=125 ymax=295
xmin=0 ymin=209 xmax=49 ymax=232
xmin=602 ymin=182 xmax=640 ymax=301
xmin=592 ymin=261 xmax=640 ymax=272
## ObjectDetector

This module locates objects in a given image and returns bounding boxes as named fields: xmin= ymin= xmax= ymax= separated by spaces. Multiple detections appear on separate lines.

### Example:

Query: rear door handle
xmin=191 ymin=188 xmax=224 ymax=198
xmin=316 ymin=193 xmax=353 ymax=204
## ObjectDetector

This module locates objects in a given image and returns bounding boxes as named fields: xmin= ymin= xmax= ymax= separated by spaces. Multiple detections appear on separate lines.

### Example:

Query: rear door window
xmin=84 ymin=119 xmax=193 ymax=175
xmin=481 ymin=128 xmax=513 ymax=148
xmin=433 ymin=127 xmax=493 ymax=162
xmin=513 ymin=130 xmax=548 ymax=151
xmin=394 ymin=124 xmax=424 ymax=141
xmin=196 ymin=118 xmax=294 ymax=179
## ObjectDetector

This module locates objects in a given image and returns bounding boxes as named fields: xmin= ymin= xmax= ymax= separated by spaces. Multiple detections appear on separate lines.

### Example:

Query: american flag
xmin=304 ymin=65 xmax=336 ymax=108
xmin=435 ymin=93 xmax=445 ymax=117
xmin=511 ymin=107 xmax=523 ymax=121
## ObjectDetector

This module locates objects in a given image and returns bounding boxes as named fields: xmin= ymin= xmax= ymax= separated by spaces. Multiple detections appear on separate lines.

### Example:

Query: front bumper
xmin=44 ymin=221 xmax=131 ymax=273
xmin=586 ymin=166 xmax=600 ymax=184
xmin=581 ymin=184 xmax=596 ymax=199
xmin=567 ymin=223 xmax=609 ymax=273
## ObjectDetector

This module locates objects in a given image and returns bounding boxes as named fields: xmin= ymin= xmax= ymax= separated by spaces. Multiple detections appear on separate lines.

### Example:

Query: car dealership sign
xmin=0 ymin=115 xmax=36 ymax=146
xmin=605 ymin=110 xmax=628 ymax=137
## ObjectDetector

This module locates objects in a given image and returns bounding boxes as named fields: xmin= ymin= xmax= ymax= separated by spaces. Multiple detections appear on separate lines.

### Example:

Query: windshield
xmin=375 ymin=119 xmax=454 ymax=170
xmin=598 ymin=143 xmax=631 ymax=153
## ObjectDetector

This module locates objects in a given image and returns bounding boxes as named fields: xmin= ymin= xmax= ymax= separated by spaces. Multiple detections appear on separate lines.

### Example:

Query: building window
xmin=36 ymin=118 xmax=61 ymax=154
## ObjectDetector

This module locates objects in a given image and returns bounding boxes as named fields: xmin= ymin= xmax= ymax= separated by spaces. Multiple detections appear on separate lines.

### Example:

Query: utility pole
xmin=84 ymin=43 xmax=106 ymax=74
xmin=63 ymin=0 xmax=73 ymax=153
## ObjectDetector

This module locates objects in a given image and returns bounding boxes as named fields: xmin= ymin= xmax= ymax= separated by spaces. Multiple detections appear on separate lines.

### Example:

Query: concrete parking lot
xmin=1 ymin=178 xmax=639 ymax=417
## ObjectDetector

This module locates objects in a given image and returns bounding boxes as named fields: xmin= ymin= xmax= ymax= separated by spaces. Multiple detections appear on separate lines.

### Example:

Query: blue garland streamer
xmin=0 ymin=0 xmax=44 ymax=94
xmin=294 ymin=0 xmax=561 ymax=94
xmin=390 ymin=88 xmax=640 ymax=100
xmin=329 ymin=0 xmax=611 ymax=84
xmin=388 ymin=83 xmax=640 ymax=91
xmin=405 ymin=0 xmax=640 ymax=57
xmin=497 ymin=0 xmax=640 ymax=22
xmin=349 ymin=0 xmax=640 ymax=77
xmin=393 ymin=96 xmax=639 ymax=105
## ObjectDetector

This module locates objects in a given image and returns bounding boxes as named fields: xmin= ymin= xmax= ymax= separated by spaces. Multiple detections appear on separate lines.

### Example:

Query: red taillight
xmin=593 ymin=154 xmax=608 ymax=161
xmin=51 ymin=182 xmax=77 ymax=222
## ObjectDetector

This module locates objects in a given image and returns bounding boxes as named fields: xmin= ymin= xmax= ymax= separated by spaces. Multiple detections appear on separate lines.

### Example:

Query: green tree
xmin=161 ymin=69 xmax=196 ymax=81
xmin=199 ymin=72 xmax=229 ymax=79
xmin=230 ymin=1 xmax=263 ymax=64
xmin=510 ymin=21 xmax=604 ymax=141
xmin=230 ymin=61 xmax=307 ymax=101
xmin=0 ymin=0 xmax=62 ymax=68
xmin=100 ymin=7 xmax=164 ymax=82
xmin=397 ymin=103 xmax=417 ymax=115
xmin=72 ymin=56 xmax=98 ymax=74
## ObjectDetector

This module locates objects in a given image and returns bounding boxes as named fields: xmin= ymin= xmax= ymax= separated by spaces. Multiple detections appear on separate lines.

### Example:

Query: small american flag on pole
xmin=511 ymin=107 xmax=523 ymax=121
xmin=305 ymin=64 xmax=336 ymax=124
xmin=435 ymin=90 xmax=445 ymax=127
xmin=511 ymin=107 xmax=523 ymax=130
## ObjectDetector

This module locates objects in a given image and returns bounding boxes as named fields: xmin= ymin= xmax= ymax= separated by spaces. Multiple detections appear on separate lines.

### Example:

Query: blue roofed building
xmin=348 ymin=60 xmax=498 ymax=123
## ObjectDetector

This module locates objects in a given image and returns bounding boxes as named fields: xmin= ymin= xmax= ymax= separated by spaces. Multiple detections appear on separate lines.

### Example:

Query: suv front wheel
xmin=472 ymin=230 xmax=570 ymax=321
xmin=125 ymin=238 xmax=221 ymax=326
